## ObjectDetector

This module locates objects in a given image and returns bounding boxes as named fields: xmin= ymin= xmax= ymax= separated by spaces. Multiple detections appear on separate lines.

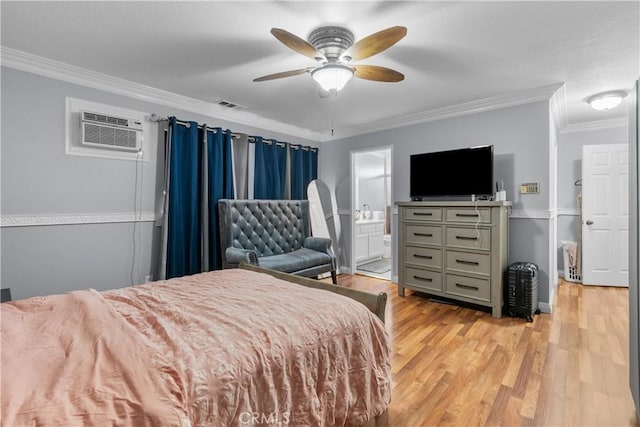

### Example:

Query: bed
xmin=1 ymin=263 xmax=391 ymax=426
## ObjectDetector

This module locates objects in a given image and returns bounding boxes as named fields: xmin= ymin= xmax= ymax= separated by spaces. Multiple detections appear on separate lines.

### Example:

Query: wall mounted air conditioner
xmin=80 ymin=111 xmax=143 ymax=152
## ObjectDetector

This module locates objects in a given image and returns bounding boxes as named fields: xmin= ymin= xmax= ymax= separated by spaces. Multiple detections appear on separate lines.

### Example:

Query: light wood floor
xmin=336 ymin=274 xmax=639 ymax=427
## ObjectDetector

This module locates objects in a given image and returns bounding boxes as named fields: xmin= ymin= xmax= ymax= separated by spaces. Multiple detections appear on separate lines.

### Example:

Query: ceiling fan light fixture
xmin=586 ymin=90 xmax=628 ymax=111
xmin=311 ymin=64 xmax=354 ymax=92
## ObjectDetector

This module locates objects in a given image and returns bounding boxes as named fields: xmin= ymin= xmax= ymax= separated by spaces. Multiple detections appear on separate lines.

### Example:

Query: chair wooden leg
xmin=331 ymin=270 xmax=337 ymax=285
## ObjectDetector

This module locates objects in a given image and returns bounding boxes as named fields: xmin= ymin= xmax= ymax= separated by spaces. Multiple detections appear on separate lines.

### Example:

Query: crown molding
xmin=3 ymin=47 xmax=587 ymax=143
xmin=1 ymin=47 xmax=323 ymax=142
xmin=323 ymin=83 xmax=564 ymax=142
xmin=561 ymin=117 xmax=628 ymax=134
xmin=0 ymin=212 xmax=158 ymax=227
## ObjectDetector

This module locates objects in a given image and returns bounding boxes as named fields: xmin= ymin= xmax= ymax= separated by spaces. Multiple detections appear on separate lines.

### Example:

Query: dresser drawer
xmin=445 ymin=274 xmax=490 ymax=302
xmin=405 ymin=246 xmax=442 ymax=269
xmin=405 ymin=224 xmax=442 ymax=246
xmin=445 ymin=250 xmax=490 ymax=275
xmin=445 ymin=226 xmax=491 ymax=250
xmin=445 ymin=207 xmax=491 ymax=223
xmin=404 ymin=267 xmax=443 ymax=293
xmin=403 ymin=207 xmax=442 ymax=222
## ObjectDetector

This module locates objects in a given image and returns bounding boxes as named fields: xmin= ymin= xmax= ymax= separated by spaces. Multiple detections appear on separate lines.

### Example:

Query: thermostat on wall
xmin=520 ymin=182 xmax=540 ymax=194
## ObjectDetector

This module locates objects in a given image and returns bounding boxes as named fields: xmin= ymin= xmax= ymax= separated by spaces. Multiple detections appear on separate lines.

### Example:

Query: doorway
xmin=351 ymin=147 xmax=393 ymax=280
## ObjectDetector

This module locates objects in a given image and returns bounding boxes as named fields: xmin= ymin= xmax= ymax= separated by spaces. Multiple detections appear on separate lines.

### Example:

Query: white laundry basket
xmin=561 ymin=240 xmax=582 ymax=283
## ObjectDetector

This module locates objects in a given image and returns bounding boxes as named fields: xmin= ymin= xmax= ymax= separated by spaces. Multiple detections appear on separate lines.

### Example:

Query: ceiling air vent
xmin=80 ymin=111 xmax=143 ymax=152
xmin=216 ymin=100 xmax=246 ymax=109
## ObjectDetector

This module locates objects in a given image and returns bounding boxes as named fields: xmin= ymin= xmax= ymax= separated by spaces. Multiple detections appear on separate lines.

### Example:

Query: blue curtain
xmin=205 ymin=128 xmax=235 ymax=270
xmin=254 ymin=137 xmax=287 ymax=199
xmin=166 ymin=119 xmax=234 ymax=278
xmin=290 ymin=145 xmax=318 ymax=199
xmin=167 ymin=119 xmax=200 ymax=279
xmin=290 ymin=146 xmax=303 ymax=199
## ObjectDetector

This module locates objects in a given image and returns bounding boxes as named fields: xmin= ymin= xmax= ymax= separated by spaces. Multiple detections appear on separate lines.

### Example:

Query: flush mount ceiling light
xmin=586 ymin=90 xmax=628 ymax=111
xmin=311 ymin=64 xmax=355 ymax=93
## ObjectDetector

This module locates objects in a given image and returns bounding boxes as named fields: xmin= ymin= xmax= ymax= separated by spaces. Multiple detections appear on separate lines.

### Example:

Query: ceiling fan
xmin=253 ymin=25 xmax=407 ymax=93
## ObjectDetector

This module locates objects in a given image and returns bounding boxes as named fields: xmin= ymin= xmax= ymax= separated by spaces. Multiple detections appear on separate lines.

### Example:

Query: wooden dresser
xmin=397 ymin=201 xmax=510 ymax=318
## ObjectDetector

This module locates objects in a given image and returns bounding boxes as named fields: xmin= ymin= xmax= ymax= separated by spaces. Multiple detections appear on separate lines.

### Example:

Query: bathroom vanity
xmin=355 ymin=219 xmax=384 ymax=264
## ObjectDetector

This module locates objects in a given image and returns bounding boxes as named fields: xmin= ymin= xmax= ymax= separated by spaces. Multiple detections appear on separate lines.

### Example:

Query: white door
xmin=582 ymin=143 xmax=629 ymax=286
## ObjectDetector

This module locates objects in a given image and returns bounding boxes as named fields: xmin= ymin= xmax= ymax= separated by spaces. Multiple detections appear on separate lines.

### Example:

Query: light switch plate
xmin=520 ymin=182 xmax=540 ymax=194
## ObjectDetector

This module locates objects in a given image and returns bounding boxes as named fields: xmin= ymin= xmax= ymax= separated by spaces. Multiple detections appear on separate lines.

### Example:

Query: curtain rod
xmin=149 ymin=113 xmax=318 ymax=152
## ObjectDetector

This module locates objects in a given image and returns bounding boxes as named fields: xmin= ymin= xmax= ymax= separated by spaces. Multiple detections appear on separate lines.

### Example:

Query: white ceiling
xmin=2 ymin=1 xmax=638 ymax=140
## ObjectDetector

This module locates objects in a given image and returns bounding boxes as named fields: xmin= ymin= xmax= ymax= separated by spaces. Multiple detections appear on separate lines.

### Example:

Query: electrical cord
xmin=474 ymin=199 xmax=482 ymax=243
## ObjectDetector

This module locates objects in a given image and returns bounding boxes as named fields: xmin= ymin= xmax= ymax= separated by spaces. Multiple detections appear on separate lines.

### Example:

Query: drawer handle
xmin=414 ymin=233 xmax=433 ymax=237
xmin=413 ymin=212 xmax=433 ymax=216
xmin=456 ymin=259 xmax=479 ymax=266
xmin=455 ymin=235 xmax=478 ymax=241
xmin=413 ymin=275 xmax=433 ymax=282
xmin=414 ymin=254 xmax=433 ymax=259
xmin=456 ymin=213 xmax=479 ymax=217
xmin=455 ymin=283 xmax=479 ymax=291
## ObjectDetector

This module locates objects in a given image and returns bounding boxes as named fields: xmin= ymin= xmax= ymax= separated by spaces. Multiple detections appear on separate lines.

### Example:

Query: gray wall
xmin=556 ymin=124 xmax=628 ymax=271
xmin=359 ymin=176 xmax=386 ymax=213
xmin=1 ymin=67 xmax=316 ymax=300
xmin=6 ymin=64 xmax=626 ymax=309
xmin=319 ymin=101 xmax=556 ymax=305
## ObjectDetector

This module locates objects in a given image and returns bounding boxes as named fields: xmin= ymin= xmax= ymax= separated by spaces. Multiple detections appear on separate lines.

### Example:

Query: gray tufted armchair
xmin=217 ymin=199 xmax=337 ymax=284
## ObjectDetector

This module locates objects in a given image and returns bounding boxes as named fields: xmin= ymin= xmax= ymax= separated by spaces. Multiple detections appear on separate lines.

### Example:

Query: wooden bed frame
xmin=239 ymin=262 xmax=388 ymax=323
xmin=239 ymin=262 xmax=390 ymax=426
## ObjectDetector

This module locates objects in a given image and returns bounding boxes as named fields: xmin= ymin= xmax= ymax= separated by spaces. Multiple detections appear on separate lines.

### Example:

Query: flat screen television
xmin=410 ymin=145 xmax=494 ymax=199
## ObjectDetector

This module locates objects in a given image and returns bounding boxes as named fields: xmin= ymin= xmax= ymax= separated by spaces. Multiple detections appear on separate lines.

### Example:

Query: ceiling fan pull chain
xmin=330 ymin=92 xmax=336 ymax=136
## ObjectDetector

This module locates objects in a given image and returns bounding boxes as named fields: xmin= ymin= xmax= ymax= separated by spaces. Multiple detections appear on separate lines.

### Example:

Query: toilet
xmin=383 ymin=234 xmax=391 ymax=258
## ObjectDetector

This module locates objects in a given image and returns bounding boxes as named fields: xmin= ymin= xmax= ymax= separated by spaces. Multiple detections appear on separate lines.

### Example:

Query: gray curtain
xmin=158 ymin=124 xmax=173 ymax=280
xmin=233 ymin=134 xmax=249 ymax=199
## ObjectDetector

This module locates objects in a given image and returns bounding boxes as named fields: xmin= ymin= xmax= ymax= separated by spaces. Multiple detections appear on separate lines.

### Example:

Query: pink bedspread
xmin=1 ymin=289 xmax=188 ymax=426
xmin=1 ymin=269 xmax=391 ymax=426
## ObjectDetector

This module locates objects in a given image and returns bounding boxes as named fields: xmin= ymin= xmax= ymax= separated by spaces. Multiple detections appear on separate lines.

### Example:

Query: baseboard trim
xmin=538 ymin=302 xmax=552 ymax=314
xmin=338 ymin=266 xmax=351 ymax=275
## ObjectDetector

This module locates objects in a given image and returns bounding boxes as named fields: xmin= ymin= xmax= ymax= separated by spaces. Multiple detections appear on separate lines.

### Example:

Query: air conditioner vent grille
xmin=82 ymin=111 xmax=135 ymax=127
xmin=80 ymin=110 xmax=142 ymax=152
xmin=83 ymin=123 xmax=138 ymax=149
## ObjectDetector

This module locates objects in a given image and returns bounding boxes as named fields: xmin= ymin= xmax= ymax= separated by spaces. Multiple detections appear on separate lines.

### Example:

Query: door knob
xmin=586 ymin=220 xmax=594 ymax=225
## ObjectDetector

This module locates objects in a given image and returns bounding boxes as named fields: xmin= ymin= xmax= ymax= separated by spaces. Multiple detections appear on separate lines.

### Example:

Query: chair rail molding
xmin=1 ymin=212 xmax=158 ymax=227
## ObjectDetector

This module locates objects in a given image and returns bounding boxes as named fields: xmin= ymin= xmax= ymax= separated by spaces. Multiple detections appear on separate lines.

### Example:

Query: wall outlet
xmin=520 ymin=182 xmax=540 ymax=194
xmin=145 ymin=275 xmax=153 ymax=283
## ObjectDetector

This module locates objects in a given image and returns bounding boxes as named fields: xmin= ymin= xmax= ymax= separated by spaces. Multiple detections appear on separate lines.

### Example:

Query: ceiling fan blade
xmin=353 ymin=65 xmax=404 ymax=82
xmin=343 ymin=26 xmax=407 ymax=62
xmin=271 ymin=28 xmax=325 ymax=61
xmin=253 ymin=68 xmax=311 ymax=82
